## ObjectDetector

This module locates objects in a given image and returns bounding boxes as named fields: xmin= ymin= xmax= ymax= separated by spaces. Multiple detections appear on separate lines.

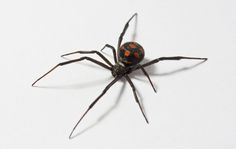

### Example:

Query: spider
xmin=32 ymin=13 xmax=207 ymax=139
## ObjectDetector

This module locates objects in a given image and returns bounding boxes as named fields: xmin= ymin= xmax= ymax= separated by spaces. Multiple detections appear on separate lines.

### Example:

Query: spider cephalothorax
xmin=111 ymin=64 xmax=127 ymax=77
xmin=32 ymin=13 xmax=207 ymax=139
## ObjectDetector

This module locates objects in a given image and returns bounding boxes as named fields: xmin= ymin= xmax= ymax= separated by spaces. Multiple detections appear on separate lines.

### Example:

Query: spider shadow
xmin=132 ymin=58 xmax=207 ymax=82
xmin=70 ymin=78 xmax=127 ymax=139
xmin=131 ymin=13 xmax=138 ymax=41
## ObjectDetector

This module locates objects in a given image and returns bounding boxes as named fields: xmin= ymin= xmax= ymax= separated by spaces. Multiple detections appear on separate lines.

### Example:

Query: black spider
xmin=32 ymin=13 xmax=207 ymax=139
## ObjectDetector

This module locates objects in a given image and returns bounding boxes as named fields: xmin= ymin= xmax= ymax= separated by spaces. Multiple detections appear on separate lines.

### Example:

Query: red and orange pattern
xmin=118 ymin=42 xmax=145 ymax=66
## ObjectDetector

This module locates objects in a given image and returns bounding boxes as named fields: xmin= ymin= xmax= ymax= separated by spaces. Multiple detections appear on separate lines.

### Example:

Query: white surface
xmin=0 ymin=0 xmax=236 ymax=148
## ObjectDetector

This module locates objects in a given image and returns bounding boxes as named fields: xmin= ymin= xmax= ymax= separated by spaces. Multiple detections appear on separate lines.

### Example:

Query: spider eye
xmin=118 ymin=42 xmax=145 ymax=66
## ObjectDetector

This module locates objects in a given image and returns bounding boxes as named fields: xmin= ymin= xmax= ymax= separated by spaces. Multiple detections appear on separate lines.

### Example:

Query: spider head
xmin=111 ymin=64 xmax=127 ymax=77
xmin=117 ymin=42 xmax=145 ymax=66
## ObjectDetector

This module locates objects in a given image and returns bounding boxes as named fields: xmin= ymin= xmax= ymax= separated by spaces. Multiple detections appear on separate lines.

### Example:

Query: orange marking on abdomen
xmin=124 ymin=50 xmax=131 ymax=57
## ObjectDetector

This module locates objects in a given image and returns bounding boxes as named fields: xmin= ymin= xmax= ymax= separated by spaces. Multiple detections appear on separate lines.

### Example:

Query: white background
xmin=0 ymin=0 xmax=236 ymax=148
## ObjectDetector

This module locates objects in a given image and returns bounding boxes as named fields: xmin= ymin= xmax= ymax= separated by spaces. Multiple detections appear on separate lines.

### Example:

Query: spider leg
xmin=138 ymin=64 xmax=157 ymax=93
xmin=101 ymin=44 xmax=117 ymax=63
xmin=138 ymin=56 xmax=208 ymax=69
xmin=32 ymin=56 xmax=111 ymax=86
xmin=124 ymin=75 xmax=149 ymax=124
xmin=117 ymin=13 xmax=138 ymax=49
xmin=61 ymin=50 xmax=113 ymax=67
xmin=69 ymin=75 xmax=122 ymax=139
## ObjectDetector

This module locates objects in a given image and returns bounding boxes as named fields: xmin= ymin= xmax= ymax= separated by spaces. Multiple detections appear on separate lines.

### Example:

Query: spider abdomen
xmin=118 ymin=42 xmax=145 ymax=66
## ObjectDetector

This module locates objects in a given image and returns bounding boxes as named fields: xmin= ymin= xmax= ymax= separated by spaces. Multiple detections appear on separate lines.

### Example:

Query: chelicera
xmin=32 ymin=13 xmax=207 ymax=139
